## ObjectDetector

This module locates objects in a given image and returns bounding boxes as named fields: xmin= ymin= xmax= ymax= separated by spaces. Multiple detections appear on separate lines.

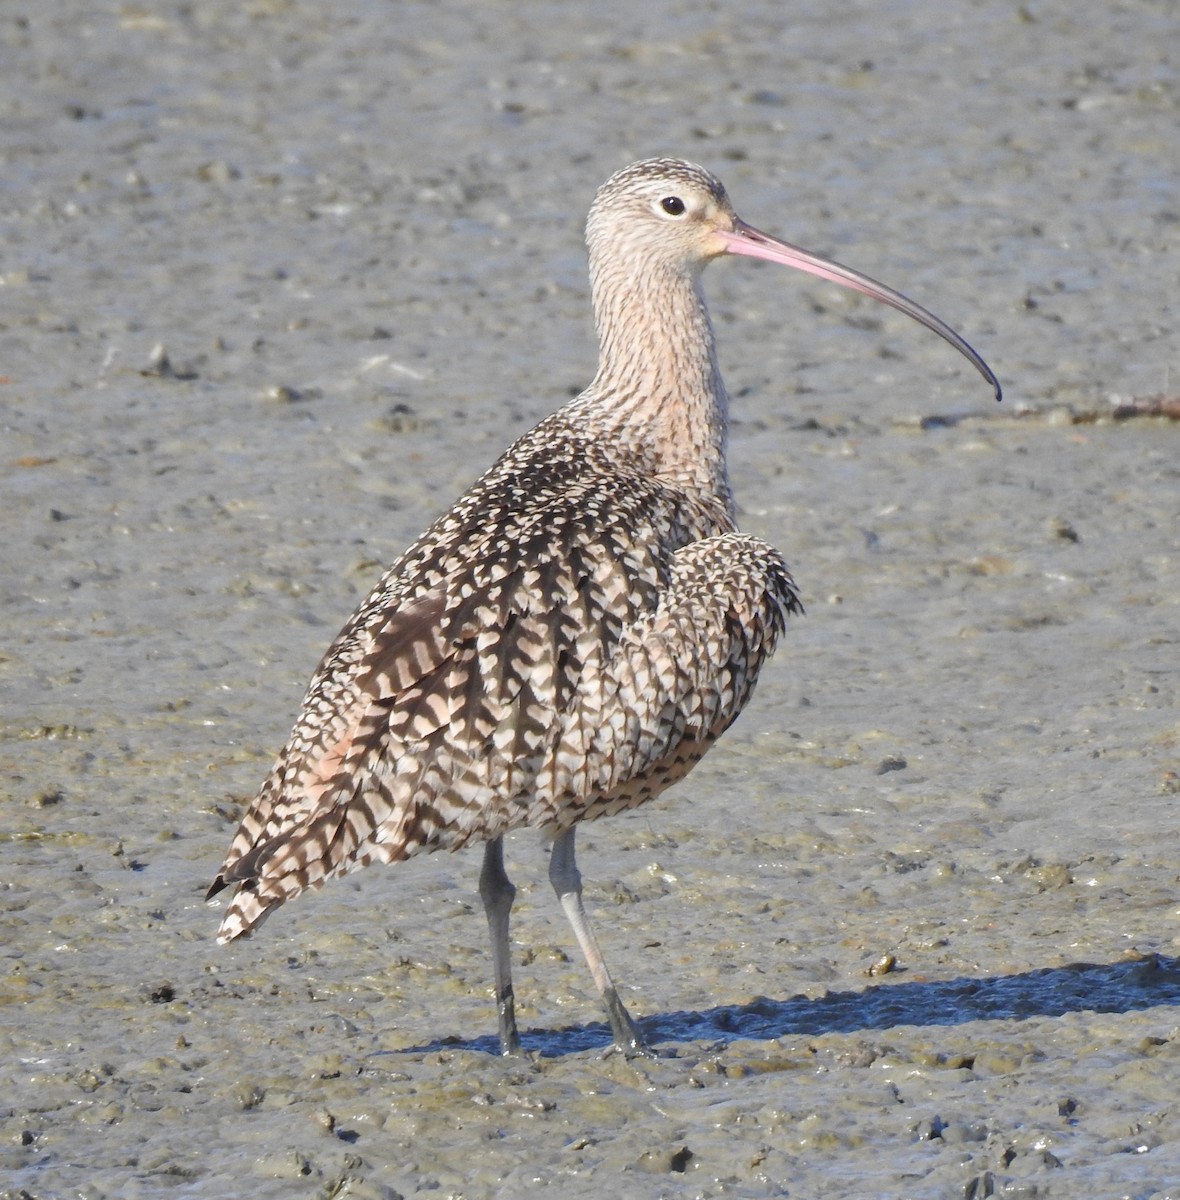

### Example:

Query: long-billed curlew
xmin=207 ymin=158 xmax=1000 ymax=1055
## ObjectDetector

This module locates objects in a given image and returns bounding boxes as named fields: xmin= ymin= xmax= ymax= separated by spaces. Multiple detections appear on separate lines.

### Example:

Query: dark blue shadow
xmin=393 ymin=954 xmax=1180 ymax=1059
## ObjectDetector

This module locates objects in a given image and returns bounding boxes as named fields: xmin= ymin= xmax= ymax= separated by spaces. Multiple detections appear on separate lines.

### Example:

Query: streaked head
xmin=587 ymin=158 xmax=1001 ymax=401
xmin=586 ymin=158 xmax=739 ymax=276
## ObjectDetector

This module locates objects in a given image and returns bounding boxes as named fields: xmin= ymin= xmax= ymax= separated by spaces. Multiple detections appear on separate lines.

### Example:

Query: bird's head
xmin=586 ymin=157 xmax=1001 ymax=401
xmin=586 ymin=158 xmax=741 ymax=278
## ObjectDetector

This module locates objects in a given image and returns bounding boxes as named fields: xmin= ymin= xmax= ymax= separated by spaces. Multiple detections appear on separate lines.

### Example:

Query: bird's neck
xmin=577 ymin=256 xmax=733 ymax=510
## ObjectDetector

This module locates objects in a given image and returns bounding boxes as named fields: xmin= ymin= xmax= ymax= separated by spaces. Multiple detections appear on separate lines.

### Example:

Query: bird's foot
xmin=605 ymin=1037 xmax=659 ymax=1061
xmin=604 ymin=987 xmax=655 ymax=1058
xmin=496 ymin=991 xmax=523 ymax=1057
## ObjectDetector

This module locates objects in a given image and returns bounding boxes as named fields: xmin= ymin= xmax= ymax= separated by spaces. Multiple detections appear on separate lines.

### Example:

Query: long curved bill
xmin=718 ymin=219 xmax=1002 ymax=402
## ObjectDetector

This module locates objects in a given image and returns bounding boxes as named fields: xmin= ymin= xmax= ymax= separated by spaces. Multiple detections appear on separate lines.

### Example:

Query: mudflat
xmin=3 ymin=2 xmax=1179 ymax=1197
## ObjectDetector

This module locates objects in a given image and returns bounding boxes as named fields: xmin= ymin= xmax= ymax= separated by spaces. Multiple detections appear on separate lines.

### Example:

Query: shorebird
xmin=207 ymin=158 xmax=1000 ymax=1055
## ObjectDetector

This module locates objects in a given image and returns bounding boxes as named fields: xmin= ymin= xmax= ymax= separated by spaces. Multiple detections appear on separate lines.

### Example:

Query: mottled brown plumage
xmin=208 ymin=158 xmax=998 ymax=1055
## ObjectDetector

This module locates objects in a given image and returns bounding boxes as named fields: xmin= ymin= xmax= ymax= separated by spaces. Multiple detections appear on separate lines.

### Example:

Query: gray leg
xmin=549 ymin=826 xmax=648 ymax=1055
xmin=479 ymin=837 xmax=521 ymax=1056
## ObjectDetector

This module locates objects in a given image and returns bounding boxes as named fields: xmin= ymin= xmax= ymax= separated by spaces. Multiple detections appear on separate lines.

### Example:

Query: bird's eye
xmin=659 ymin=196 xmax=686 ymax=217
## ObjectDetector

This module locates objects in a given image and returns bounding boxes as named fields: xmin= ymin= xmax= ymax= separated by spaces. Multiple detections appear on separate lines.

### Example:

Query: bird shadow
xmin=395 ymin=954 xmax=1180 ymax=1059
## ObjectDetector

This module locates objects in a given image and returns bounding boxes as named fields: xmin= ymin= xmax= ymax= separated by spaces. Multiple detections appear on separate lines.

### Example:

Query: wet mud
xmin=3 ymin=1 xmax=1180 ymax=1197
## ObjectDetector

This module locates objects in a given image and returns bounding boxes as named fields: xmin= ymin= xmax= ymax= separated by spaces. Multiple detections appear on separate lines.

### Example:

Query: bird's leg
xmin=549 ymin=826 xmax=649 ymax=1055
xmin=479 ymin=836 xmax=522 ymax=1056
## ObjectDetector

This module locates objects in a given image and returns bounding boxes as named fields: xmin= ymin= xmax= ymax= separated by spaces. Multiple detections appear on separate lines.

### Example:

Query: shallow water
xmin=4 ymin=1 xmax=1180 ymax=1197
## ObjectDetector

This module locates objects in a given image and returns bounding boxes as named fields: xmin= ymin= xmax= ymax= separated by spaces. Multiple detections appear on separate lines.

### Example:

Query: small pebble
xmin=263 ymin=384 xmax=301 ymax=403
xmin=1049 ymin=516 xmax=1080 ymax=542
xmin=196 ymin=159 xmax=241 ymax=184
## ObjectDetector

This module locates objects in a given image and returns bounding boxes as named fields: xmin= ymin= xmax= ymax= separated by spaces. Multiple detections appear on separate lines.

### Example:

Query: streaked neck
xmin=575 ymin=253 xmax=732 ymax=507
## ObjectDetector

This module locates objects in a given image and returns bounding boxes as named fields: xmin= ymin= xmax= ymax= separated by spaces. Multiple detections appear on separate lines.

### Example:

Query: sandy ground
xmin=3 ymin=1 xmax=1180 ymax=1197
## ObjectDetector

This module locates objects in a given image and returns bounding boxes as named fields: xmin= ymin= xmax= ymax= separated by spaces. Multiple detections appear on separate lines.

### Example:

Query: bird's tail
xmin=206 ymin=804 xmax=367 ymax=942
xmin=209 ymin=880 xmax=283 ymax=944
